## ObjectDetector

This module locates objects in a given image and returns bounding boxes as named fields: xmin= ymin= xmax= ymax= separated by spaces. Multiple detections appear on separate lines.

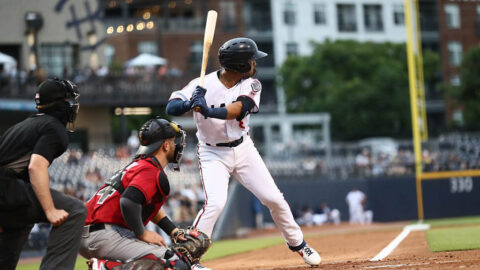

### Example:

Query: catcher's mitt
xmin=171 ymin=227 xmax=212 ymax=265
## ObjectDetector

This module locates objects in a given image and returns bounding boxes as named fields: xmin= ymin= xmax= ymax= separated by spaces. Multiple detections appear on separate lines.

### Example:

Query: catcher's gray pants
xmin=0 ymin=180 xmax=87 ymax=270
xmin=80 ymin=224 xmax=173 ymax=262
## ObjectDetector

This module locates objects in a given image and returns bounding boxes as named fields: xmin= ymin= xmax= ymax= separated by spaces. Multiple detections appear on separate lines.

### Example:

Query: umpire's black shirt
xmin=0 ymin=114 xmax=68 ymax=181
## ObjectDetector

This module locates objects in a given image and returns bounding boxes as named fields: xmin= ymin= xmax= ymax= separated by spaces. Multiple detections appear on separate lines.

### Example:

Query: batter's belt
xmin=205 ymin=136 xmax=243 ymax=147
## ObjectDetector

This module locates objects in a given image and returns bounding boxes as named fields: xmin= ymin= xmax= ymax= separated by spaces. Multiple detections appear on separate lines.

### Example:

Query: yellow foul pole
xmin=404 ymin=0 xmax=425 ymax=221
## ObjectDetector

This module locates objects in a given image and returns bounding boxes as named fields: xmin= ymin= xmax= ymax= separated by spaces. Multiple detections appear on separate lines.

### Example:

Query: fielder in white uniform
xmin=346 ymin=187 xmax=373 ymax=224
xmin=166 ymin=38 xmax=321 ymax=269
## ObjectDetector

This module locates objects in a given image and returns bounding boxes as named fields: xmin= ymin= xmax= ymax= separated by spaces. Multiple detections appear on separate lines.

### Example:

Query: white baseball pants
xmin=193 ymin=136 xmax=304 ymax=247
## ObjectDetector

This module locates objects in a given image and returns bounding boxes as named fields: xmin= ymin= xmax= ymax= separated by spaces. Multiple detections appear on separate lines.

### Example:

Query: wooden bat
xmin=194 ymin=10 xmax=217 ymax=112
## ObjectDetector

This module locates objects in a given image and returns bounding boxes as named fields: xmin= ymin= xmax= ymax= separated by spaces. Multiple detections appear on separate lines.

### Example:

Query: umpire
xmin=0 ymin=78 xmax=87 ymax=270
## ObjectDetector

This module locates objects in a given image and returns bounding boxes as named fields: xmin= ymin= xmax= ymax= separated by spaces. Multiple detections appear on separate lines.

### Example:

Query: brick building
xmin=438 ymin=0 xmax=480 ymax=123
xmin=103 ymin=0 xmax=245 ymax=74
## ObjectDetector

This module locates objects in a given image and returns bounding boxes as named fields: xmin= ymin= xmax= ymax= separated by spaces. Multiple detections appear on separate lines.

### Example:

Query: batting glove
xmin=192 ymin=86 xmax=207 ymax=100
xmin=191 ymin=96 xmax=209 ymax=116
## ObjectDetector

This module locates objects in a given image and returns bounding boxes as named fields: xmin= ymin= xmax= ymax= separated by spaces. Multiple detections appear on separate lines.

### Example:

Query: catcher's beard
xmin=166 ymin=141 xmax=176 ymax=163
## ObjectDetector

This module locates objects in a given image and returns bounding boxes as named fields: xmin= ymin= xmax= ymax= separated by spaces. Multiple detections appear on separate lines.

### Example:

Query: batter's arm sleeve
xmin=166 ymin=98 xmax=191 ymax=116
xmin=120 ymin=186 xmax=146 ymax=236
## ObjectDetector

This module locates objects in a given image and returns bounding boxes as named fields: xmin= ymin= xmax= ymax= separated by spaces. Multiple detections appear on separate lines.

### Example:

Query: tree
xmin=449 ymin=46 xmax=480 ymax=130
xmin=280 ymin=40 xmax=439 ymax=141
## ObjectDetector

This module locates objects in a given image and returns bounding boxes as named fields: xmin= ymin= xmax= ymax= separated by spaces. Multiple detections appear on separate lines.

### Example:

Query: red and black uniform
xmin=85 ymin=156 xmax=170 ymax=228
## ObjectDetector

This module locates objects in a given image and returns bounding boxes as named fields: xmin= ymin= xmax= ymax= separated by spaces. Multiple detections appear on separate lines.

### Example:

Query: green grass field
xmin=426 ymin=225 xmax=480 ymax=252
xmin=18 ymin=258 xmax=89 ymax=270
xmin=425 ymin=215 xmax=480 ymax=252
xmin=17 ymin=235 xmax=285 ymax=270
xmin=425 ymin=215 xmax=480 ymax=227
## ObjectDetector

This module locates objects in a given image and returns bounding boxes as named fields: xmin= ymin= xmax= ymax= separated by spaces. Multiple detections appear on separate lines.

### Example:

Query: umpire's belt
xmin=206 ymin=136 xmax=243 ymax=147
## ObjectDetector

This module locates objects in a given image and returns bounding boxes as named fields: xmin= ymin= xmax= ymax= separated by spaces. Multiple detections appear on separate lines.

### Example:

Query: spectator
xmin=355 ymin=148 xmax=371 ymax=176
xmin=67 ymin=150 xmax=80 ymax=165
xmin=346 ymin=187 xmax=368 ymax=224
xmin=127 ymin=130 xmax=140 ymax=154
xmin=313 ymin=202 xmax=341 ymax=225
xmin=116 ymin=145 xmax=130 ymax=159
xmin=297 ymin=205 xmax=314 ymax=227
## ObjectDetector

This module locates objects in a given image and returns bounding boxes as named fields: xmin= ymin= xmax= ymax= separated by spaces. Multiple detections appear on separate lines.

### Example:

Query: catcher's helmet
xmin=218 ymin=37 xmax=267 ymax=73
xmin=136 ymin=118 xmax=186 ymax=170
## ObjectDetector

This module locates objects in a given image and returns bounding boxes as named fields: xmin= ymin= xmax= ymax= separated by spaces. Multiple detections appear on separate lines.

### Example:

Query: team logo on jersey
xmin=250 ymin=79 xmax=261 ymax=95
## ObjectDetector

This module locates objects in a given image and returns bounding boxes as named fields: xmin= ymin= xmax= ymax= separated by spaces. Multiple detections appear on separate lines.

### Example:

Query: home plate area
xmin=204 ymin=223 xmax=480 ymax=270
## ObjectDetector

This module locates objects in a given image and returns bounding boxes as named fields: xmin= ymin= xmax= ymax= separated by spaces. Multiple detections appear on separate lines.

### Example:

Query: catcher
xmin=80 ymin=118 xmax=211 ymax=270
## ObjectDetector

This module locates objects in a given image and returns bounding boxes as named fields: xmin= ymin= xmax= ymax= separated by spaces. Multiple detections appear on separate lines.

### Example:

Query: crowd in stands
xmin=292 ymin=202 xmax=341 ymax=227
xmin=277 ymin=133 xmax=480 ymax=180
xmin=0 ymin=63 xmax=187 ymax=102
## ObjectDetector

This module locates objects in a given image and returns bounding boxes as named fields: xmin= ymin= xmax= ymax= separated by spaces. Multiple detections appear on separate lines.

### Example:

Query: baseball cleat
xmin=191 ymin=263 xmax=212 ymax=270
xmin=88 ymin=258 xmax=106 ymax=270
xmin=297 ymin=244 xmax=321 ymax=266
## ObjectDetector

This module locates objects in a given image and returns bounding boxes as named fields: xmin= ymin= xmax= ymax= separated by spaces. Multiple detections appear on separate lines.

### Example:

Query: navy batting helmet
xmin=218 ymin=37 xmax=267 ymax=73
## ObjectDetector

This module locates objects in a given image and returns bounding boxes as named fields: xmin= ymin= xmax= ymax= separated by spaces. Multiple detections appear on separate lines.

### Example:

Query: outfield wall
xmin=214 ymin=176 xmax=480 ymax=240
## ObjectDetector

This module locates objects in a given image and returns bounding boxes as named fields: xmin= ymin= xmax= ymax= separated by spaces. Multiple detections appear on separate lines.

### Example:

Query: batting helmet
xmin=218 ymin=37 xmax=267 ymax=73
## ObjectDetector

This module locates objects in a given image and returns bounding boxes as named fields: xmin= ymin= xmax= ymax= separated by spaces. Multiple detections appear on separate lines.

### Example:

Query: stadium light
xmin=146 ymin=21 xmax=154 ymax=29
xmin=115 ymin=107 xmax=152 ymax=116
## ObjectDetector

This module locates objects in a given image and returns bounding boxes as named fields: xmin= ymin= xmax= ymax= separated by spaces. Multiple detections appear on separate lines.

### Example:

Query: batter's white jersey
xmin=169 ymin=71 xmax=261 ymax=144
xmin=169 ymin=71 xmax=305 ymax=249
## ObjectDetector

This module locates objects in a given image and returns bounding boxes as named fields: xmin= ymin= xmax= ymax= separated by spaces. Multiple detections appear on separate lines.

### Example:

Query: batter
xmin=167 ymin=37 xmax=321 ymax=270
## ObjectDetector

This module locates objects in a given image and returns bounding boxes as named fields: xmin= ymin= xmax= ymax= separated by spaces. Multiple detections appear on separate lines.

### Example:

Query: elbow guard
xmin=235 ymin=96 xmax=256 ymax=121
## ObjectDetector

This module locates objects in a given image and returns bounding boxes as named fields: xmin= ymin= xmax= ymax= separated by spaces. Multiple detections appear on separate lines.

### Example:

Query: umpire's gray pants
xmin=80 ymin=224 xmax=171 ymax=262
xmin=0 ymin=180 xmax=87 ymax=270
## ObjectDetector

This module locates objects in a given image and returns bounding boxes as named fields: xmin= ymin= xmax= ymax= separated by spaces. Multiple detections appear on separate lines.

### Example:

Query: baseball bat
xmin=194 ymin=10 xmax=217 ymax=112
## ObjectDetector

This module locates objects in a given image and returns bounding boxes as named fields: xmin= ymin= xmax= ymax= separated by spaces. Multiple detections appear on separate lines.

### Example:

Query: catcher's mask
xmin=35 ymin=78 xmax=80 ymax=131
xmin=136 ymin=117 xmax=186 ymax=171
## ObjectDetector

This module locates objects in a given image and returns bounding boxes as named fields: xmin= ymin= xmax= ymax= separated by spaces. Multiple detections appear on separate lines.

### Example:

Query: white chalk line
xmin=370 ymin=223 xmax=430 ymax=262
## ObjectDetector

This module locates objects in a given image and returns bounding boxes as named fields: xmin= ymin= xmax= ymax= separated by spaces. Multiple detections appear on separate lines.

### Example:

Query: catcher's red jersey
xmin=85 ymin=157 xmax=169 ymax=228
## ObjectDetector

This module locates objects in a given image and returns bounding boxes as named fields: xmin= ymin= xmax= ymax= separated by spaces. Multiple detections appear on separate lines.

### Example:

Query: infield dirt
xmin=204 ymin=223 xmax=480 ymax=270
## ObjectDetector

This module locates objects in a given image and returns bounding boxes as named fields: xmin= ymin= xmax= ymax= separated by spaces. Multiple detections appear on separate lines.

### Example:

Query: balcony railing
xmin=0 ymin=73 xmax=191 ymax=106
xmin=0 ymin=70 xmax=280 ymax=110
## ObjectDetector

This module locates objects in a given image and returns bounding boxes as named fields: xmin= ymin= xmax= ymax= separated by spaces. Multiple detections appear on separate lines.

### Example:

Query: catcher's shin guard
xmin=108 ymin=253 xmax=190 ymax=270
